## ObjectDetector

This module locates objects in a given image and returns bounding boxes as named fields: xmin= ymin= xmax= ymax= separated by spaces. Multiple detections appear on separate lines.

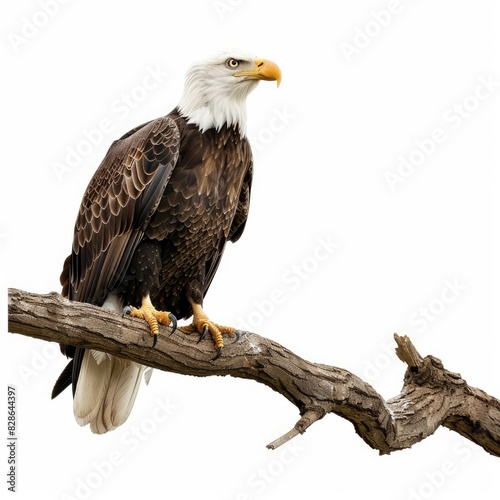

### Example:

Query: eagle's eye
xmin=226 ymin=58 xmax=240 ymax=69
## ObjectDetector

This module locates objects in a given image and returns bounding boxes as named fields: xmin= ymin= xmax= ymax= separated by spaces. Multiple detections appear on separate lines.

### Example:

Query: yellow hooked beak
xmin=234 ymin=58 xmax=282 ymax=87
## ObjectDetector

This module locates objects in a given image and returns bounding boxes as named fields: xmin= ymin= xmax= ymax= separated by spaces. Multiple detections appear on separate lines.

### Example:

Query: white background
xmin=2 ymin=1 xmax=499 ymax=499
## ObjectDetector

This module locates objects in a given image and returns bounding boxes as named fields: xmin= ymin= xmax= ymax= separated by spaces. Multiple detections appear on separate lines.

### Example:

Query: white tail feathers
xmin=73 ymin=351 xmax=144 ymax=434
xmin=73 ymin=293 xmax=151 ymax=434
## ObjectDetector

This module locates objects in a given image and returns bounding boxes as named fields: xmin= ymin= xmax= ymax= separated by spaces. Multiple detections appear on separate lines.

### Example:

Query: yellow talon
xmin=211 ymin=326 xmax=224 ymax=351
xmin=125 ymin=295 xmax=177 ymax=346
xmin=180 ymin=298 xmax=235 ymax=357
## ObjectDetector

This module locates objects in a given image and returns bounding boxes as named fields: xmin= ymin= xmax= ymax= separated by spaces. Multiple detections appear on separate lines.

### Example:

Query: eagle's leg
xmin=123 ymin=294 xmax=177 ymax=348
xmin=180 ymin=296 xmax=236 ymax=360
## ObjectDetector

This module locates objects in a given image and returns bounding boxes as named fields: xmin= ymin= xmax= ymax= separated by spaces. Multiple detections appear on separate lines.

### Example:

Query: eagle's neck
xmin=178 ymin=72 xmax=258 ymax=137
xmin=179 ymin=102 xmax=247 ymax=137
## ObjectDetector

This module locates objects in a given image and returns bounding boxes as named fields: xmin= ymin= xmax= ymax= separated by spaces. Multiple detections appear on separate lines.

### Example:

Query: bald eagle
xmin=51 ymin=50 xmax=281 ymax=434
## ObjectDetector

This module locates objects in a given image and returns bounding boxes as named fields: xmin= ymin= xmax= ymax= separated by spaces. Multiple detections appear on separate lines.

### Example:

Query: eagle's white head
xmin=178 ymin=49 xmax=281 ymax=137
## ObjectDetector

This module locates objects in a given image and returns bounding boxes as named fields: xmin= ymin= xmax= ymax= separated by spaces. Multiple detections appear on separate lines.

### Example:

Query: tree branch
xmin=7 ymin=287 xmax=500 ymax=456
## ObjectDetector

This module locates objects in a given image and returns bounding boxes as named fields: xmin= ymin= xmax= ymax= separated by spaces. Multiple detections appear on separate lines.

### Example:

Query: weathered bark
xmin=7 ymin=287 xmax=500 ymax=456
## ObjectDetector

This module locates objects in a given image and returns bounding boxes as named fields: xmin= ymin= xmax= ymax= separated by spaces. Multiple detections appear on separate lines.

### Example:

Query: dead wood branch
xmin=7 ymin=288 xmax=500 ymax=456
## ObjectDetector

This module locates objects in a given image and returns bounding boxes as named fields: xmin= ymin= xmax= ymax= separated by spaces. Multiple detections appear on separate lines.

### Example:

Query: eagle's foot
xmin=123 ymin=295 xmax=177 ymax=348
xmin=180 ymin=303 xmax=235 ymax=360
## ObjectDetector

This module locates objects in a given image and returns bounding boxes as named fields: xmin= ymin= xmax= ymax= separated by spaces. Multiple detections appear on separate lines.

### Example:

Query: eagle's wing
xmin=202 ymin=161 xmax=253 ymax=297
xmin=61 ymin=116 xmax=180 ymax=305
xmin=228 ymin=161 xmax=253 ymax=244
xmin=53 ymin=117 xmax=180 ymax=400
